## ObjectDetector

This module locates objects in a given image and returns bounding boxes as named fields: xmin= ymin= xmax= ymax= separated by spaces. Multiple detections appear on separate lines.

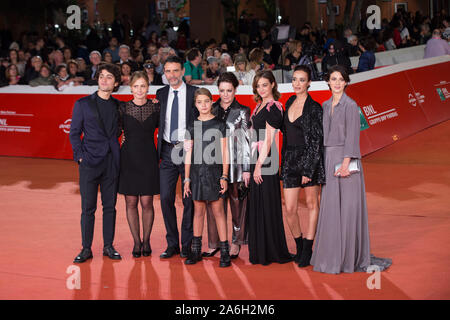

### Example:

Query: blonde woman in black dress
xmin=118 ymin=71 xmax=160 ymax=258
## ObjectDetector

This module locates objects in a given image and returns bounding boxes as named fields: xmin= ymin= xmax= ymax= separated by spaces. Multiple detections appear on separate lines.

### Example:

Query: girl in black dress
xmin=247 ymin=70 xmax=292 ymax=265
xmin=118 ymin=71 xmax=160 ymax=258
xmin=280 ymin=65 xmax=325 ymax=268
xmin=183 ymin=88 xmax=231 ymax=267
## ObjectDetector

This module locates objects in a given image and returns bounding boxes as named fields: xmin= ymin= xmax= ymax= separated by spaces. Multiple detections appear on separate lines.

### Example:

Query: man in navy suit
xmin=69 ymin=63 xmax=123 ymax=263
xmin=157 ymin=55 xmax=198 ymax=258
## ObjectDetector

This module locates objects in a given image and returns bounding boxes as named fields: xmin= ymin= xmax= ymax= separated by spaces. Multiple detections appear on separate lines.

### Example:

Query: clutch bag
xmin=335 ymin=159 xmax=360 ymax=175
xmin=237 ymin=182 xmax=249 ymax=201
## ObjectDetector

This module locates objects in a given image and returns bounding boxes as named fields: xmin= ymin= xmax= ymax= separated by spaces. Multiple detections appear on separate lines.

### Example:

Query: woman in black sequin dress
xmin=280 ymin=65 xmax=325 ymax=268
xmin=118 ymin=71 xmax=160 ymax=258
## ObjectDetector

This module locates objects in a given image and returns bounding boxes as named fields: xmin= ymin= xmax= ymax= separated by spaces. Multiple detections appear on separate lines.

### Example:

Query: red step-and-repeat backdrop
xmin=0 ymin=57 xmax=449 ymax=161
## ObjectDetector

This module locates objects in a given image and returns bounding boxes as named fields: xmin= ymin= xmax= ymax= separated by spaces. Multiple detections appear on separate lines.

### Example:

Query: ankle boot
xmin=298 ymin=238 xmax=314 ymax=267
xmin=294 ymin=236 xmax=303 ymax=263
xmin=185 ymin=236 xmax=202 ymax=265
xmin=219 ymin=241 xmax=231 ymax=267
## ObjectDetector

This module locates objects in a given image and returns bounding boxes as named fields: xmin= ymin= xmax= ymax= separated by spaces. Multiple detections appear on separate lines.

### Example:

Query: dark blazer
xmin=69 ymin=92 xmax=121 ymax=169
xmin=281 ymin=94 xmax=325 ymax=181
xmin=156 ymin=83 xmax=198 ymax=159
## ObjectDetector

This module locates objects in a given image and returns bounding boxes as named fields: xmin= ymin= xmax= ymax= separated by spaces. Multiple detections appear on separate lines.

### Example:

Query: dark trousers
xmin=78 ymin=152 xmax=118 ymax=249
xmin=159 ymin=142 xmax=193 ymax=249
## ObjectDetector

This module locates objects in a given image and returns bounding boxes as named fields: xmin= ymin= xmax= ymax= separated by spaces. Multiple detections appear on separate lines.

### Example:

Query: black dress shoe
xmin=103 ymin=246 xmax=122 ymax=260
xmin=181 ymin=246 xmax=191 ymax=258
xmin=201 ymin=248 xmax=220 ymax=257
xmin=142 ymin=242 xmax=152 ymax=257
xmin=73 ymin=248 xmax=93 ymax=263
xmin=160 ymin=246 xmax=180 ymax=259
xmin=132 ymin=243 xmax=142 ymax=258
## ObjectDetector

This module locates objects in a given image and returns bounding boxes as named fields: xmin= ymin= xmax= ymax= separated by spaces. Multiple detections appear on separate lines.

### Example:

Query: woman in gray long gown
xmin=310 ymin=65 xmax=391 ymax=274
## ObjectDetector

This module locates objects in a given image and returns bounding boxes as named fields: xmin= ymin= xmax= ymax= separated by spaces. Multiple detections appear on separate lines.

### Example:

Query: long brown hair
xmin=252 ymin=70 xmax=281 ymax=103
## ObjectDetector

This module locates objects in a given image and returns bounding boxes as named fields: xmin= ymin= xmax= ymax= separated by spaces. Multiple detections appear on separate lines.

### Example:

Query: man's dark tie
xmin=170 ymin=90 xmax=179 ymax=143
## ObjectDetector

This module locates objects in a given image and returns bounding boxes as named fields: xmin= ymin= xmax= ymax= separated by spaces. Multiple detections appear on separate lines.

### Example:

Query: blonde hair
xmin=129 ymin=71 xmax=149 ymax=87
xmin=233 ymin=55 xmax=249 ymax=71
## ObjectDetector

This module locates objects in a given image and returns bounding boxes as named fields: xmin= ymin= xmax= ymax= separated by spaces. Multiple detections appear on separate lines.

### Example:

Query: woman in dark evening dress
xmin=281 ymin=65 xmax=325 ymax=268
xmin=310 ymin=65 xmax=392 ymax=274
xmin=183 ymin=88 xmax=231 ymax=268
xmin=118 ymin=71 xmax=160 ymax=258
xmin=247 ymin=70 xmax=292 ymax=266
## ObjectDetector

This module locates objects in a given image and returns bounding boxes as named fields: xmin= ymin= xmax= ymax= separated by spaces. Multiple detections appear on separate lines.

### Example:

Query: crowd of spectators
xmin=0 ymin=8 xmax=449 ymax=89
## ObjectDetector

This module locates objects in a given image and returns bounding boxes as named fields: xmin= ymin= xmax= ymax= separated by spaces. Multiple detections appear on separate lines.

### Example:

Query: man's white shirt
xmin=164 ymin=81 xmax=187 ymax=143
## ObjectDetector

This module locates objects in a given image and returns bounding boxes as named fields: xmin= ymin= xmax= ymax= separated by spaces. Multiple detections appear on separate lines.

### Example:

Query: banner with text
xmin=0 ymin=58 xmax=449 ymax=160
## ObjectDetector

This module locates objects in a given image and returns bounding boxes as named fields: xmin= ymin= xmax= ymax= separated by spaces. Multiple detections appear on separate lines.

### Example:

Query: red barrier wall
xmin=0 ymin=57 xmax=449 ymax=160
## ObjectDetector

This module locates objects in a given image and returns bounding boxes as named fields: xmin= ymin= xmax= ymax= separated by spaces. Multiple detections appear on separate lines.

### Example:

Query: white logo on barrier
xmin=366 ymin=5 xmax=381 ymax=30
xmin=408 ymin=92 xmax=425 ymax=107
xmin=408 ymin=93 xmax=417 ymax=106
xmin=0 ymin=118 xmax=31 ymax=133
xmin=66 ymin=5 xmax=81 ymax=30
xmin=59 ymin=119 xmax=72 ymax=134
xmin=362 ymin=105 xmax=377 ymax=117
xmin=362 ymin=105 xmax=399 ymax=126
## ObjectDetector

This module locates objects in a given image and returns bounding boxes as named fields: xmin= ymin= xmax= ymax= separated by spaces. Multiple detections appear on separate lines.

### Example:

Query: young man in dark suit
xmin=69 ymin=63 xmax=123 ymax=263
xmin=157 ymin=55 xmax=198 ymax=258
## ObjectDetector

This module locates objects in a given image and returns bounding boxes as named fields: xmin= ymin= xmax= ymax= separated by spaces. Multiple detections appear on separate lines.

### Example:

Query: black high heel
xmin=201 ymin=248 xmax=220 ymax=257
xmin=230 ymin=244 xmax=241 ymax=260
xmin=132 ymin=242 xmax=142 ymax=258
xmin=142 ymin=241 xmax=152 ymax=257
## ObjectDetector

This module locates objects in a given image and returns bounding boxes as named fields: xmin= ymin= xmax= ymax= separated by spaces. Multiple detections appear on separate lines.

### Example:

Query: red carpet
xmin=0 ymin=120 xmax=449 ymax=300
